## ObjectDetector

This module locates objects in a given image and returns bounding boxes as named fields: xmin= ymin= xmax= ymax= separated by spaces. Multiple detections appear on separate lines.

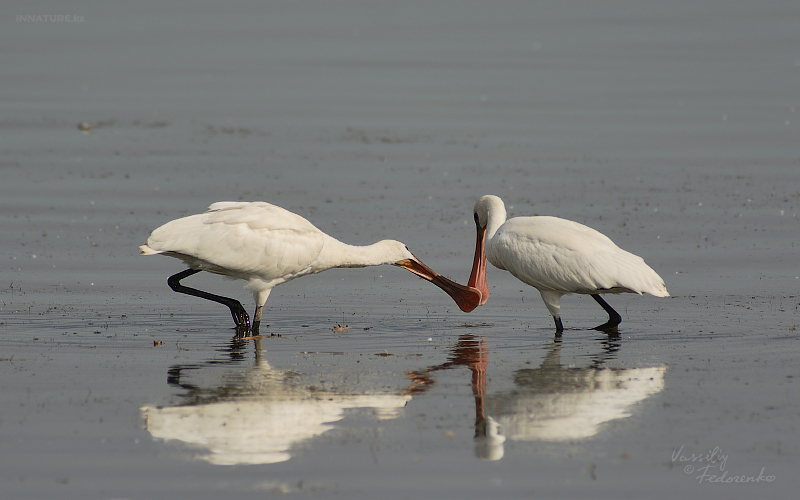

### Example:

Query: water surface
xmin=2 ymin=1 xmax=798 ymax=498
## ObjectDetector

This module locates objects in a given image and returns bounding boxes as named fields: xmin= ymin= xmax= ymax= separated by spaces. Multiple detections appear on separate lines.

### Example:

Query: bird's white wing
xmin=145 ymin=202 xmax=326 ymax=282
xmin=489 ymin=216 xmax=666 ymax=295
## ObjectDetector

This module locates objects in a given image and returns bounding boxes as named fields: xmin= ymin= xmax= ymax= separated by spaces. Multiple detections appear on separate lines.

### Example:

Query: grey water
xmin=2 ymin=1 xmax=798 ymax=498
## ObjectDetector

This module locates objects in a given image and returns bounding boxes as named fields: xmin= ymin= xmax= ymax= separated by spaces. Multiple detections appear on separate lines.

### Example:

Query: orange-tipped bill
xmin=396 ymin=257 xmax=482 ymax=312
xmin=468 ymin=220 xmax=489 ymax=305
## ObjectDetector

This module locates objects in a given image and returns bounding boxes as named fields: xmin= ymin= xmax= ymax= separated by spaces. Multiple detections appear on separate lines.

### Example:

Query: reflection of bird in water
xmin=140 ymin=201 xmax=481 ymax=335
xmin=407 ymin=335 xmax=506 ymax=461
xmin=485 ymin=339 xmax=665 ymax=441
xmin=408 ymin=334 xmax=665 ymax=459
xmin=468 ymin=195 xmax=669 ymax=333
xmin=141 ymin=338 xmax=411 ymax=465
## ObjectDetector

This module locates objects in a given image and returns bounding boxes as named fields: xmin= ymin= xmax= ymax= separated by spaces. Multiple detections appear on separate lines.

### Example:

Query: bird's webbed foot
xmin=230 ymin=303 xmax=250 ymax=326
xmin=592 ymin=321 xmax=620 ymax=334
xmin=590 ymin=294 xmax=622 ymax=333
xmin=229 ymin=303 xmax=251 ymax=338
xmin=234 ymin=324 xmax=251 ymax=339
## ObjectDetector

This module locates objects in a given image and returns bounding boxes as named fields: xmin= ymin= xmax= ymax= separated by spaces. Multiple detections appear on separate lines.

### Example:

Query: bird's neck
xmin=318 ymin=236 xmax=395 ymax=270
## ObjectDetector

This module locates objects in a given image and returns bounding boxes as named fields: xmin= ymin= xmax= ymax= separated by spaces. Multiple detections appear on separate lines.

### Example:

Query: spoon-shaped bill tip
xmin=396 ymin=258 xmax=482 ymax=312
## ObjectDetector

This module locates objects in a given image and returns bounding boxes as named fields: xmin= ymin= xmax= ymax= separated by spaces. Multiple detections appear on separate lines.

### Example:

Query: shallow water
xmin=2 ymin=1 xmax=799 ymax=498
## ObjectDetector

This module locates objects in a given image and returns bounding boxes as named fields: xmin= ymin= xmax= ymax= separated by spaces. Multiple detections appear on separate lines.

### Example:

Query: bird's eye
xmin=405 ymin=245 xmax=410 ymax=251
xmin=473 ymin=213 xmax=479 ymax=222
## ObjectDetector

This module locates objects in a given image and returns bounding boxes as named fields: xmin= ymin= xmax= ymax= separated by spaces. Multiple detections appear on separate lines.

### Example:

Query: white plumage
xmin=141 ymin=201 xmax=480 ymax=335
xmin=468 ymin=195 xmax=668 ymax=333
xmin=143 ymin=202 xmax=324 ymax=282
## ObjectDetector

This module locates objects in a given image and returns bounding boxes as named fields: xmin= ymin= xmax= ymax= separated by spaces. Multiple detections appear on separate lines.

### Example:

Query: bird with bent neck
xmin=468 ymin=195 xmax=668 ymax=334
xmin=141 ymin=201 xmax=481 ymax=336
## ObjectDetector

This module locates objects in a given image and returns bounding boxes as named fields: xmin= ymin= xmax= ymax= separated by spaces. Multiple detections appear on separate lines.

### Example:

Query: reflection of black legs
xmin=167 ymin=269 xmax=251 ymax=329
xmin=591 ymin=294 xmax=622 ymax=332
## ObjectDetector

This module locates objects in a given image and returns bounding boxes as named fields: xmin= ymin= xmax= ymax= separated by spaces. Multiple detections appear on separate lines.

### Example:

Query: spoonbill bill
xmin=140 ymin=201 xmax=481 ymax=335
xmin=468 ymin=195 xmax=668 ymax=333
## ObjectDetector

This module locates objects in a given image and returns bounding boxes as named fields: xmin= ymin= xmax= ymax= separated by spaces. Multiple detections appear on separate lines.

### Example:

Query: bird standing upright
xmin=140 ymin=201 xmax=481 ymax=335
xmin=468 ymin=195 xmax=668 ymax=333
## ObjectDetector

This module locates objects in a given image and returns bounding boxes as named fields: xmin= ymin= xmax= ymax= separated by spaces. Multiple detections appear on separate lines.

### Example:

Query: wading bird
xmin=140 ymin=201 xmax=481 ymax=335
xmin=468 ymin=195 xmax=668 ymax=333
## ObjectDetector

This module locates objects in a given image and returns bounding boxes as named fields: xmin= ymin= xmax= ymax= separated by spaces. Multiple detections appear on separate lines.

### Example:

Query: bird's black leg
xmin=167 ymin=269 xmax=251 ymax=332
xmin=251 ymin=305 xmax=263 ymax=335
xmin=591 ymin=294 xmax=622 ymax=332
xmin=553 ymin=316 xmax=564 ymax=335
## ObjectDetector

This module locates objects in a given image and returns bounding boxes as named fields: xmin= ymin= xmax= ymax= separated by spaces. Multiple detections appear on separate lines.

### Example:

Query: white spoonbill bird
xmin=140 ymin=201 xmax=481 ymax=335
xmin=468 ymin=195 xmax=668 ymax=333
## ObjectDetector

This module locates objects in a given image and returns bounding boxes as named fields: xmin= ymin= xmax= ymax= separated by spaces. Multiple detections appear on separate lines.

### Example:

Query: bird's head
xmin=468 ymin=195 xmax=505 ymax=306
xmin=473 ymin=194 xmax=505 ymax=230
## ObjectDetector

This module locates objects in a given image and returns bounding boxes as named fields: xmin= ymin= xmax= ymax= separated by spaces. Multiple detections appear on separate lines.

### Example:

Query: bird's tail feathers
xmin=139 ymin=244 xmax=162 ymax=256
xmin=647 ymin=283 xmax=670 ymax=297
xmin=609 ymin=251 xmax=669 ymax=297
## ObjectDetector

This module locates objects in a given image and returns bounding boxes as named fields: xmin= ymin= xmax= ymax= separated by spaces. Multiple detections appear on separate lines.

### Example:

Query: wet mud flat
xmin=2 ymin=162 xmax=799 ymax=500
xmin=1 ymin=284 xmax=798 ymax=498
